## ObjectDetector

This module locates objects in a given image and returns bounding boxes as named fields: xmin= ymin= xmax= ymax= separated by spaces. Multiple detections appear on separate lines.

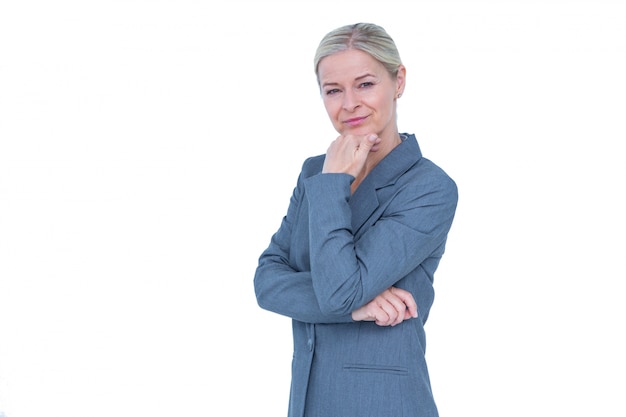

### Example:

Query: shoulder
xmin=415 ymin=157 xmax=457 ymax=190
xmin=398 ymin=136 xmax=458 ymax=205
xmin=398 ymin=135 xmax=457 ymax=193
xmin=418 ymin=158 xmax=458 ymax=208
xmin=300 ymin=154 xmax=325 ymax=178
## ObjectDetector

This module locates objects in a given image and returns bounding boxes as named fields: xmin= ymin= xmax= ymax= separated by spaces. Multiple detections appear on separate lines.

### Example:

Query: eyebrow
xmin=321 ymin=73 xmax=376 ymax=88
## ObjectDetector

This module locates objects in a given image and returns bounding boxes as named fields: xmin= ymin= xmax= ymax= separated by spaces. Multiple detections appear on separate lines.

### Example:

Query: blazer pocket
xmin=342 ymin=363 xmax=408 ymax=376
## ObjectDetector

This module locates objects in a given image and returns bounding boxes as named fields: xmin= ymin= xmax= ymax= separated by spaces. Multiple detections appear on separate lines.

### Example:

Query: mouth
xmin=343 ymin=116 xmax=368 ymax=127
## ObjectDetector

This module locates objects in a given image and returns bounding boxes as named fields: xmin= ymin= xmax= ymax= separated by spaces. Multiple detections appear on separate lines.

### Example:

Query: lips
xmin=344 ymin=116 xmax=368 ymax=127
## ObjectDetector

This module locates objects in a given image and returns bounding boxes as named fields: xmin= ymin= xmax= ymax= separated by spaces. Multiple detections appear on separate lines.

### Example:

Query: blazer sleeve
xmin=253 ymin=166 xmax=354 ymax=324
xmin=304 ymin=166 xmax=458 ymax=317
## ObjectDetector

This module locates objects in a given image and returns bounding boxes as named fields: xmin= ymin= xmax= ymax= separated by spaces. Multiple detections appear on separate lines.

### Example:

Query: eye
xmin=325 ymin=88 xmax=340 ymax=96
xmin=359 ymin=81 xmax=374 ymax=88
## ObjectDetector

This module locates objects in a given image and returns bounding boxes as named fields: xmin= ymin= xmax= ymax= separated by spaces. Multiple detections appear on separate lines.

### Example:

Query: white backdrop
xmin=1 ymin=1 xmax=625 ymax=416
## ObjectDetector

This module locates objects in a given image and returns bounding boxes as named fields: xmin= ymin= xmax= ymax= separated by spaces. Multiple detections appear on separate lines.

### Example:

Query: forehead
xmin=318 ymin=49 xmax=386 ymax=84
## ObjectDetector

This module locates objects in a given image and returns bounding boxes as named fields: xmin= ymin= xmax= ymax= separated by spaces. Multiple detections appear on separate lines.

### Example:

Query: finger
xmin=381 ymin=293 xmax=409 ymax=326
xmin=376 ymin=300 xmax=398 ymax=326
xmin=391 ymin=287 xmax=418 ymax=319
xmin=373 ymin=308 xmax=391 ymax=326
xmin=371 ymin=290 xmax=403 ymax=326
xmin=383 ymin=293 xmax=410 ymax=326
xmin=357 ymin=134 xmax=379 ymax=154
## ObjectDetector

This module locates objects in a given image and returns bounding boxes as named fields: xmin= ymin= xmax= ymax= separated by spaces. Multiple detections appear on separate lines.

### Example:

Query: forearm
xmin=254 ymin=256 xmax=354 ymax=324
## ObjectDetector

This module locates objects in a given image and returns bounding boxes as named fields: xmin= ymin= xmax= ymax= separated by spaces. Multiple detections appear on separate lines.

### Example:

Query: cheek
xmin=323 ymin=100 xmax=340 ymax=118
xmin=379 ymin=90 xmax=395 ymax=104
xmin=375 ymin=96 xmax=395 ymax=117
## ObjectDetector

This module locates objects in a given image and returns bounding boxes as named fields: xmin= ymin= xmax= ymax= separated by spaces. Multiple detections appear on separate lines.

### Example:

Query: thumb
xmin=359 ymin=134 xmax=379 ymax=152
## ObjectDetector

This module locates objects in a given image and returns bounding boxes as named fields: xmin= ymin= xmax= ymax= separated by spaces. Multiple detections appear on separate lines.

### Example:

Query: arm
xmin=253 ymin=166 xmax=354 ymax=324
xmin=304 ymin=167 xmax=458 ymax=317
xmin=254 ymin=161 xmax=419 ymax=325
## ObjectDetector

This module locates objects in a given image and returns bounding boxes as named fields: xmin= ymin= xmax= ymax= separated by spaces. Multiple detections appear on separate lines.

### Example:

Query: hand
xmin=322 ymin=134 xmax=382 ymax=177
xmin=351 ymin=287 xmax=418 ymax=326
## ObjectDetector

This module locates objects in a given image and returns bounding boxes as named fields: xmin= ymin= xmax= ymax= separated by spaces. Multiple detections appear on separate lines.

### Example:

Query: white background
xmin=1 ymin=1 xmax=625 ymax=416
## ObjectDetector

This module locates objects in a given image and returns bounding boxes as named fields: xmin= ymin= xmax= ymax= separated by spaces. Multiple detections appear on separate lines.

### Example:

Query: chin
xmin=340 ymin=127 xmax=375 ymax=136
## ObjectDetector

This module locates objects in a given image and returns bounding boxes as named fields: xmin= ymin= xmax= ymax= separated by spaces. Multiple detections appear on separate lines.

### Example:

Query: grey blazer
xmin=254 ymin=134 xmax=458 ymax=417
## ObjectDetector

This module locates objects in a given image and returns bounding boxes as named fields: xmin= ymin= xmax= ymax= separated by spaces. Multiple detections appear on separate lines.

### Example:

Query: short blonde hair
xmin=314 ymin=23 xmax=403 ymax=86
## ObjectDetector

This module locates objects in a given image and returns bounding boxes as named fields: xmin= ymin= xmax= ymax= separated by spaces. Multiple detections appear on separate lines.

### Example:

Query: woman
xmin=254 ymin=23 xmax=458 ymax=417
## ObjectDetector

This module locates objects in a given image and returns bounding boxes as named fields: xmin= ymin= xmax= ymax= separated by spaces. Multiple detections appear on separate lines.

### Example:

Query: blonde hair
xmin=314 ymin=23 xmax=403 ymax=86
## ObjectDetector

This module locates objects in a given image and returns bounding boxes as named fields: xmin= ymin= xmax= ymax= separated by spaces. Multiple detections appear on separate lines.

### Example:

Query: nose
xmin=342 ymin=90 xmax=360 ymax=112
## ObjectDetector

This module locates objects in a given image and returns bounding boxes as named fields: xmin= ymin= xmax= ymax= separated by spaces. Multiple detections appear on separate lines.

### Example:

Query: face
xmin=317 ymin=48 xmax=405 ymax=139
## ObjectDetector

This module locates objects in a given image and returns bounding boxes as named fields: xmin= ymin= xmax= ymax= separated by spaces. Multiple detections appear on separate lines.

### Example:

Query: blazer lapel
xmin=349 ymin=135 xmax=422 ymax=234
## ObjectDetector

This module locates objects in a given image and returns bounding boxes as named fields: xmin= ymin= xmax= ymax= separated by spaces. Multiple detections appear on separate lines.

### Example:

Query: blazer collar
xmin=349 ymin=133 xmax=422 ymax=233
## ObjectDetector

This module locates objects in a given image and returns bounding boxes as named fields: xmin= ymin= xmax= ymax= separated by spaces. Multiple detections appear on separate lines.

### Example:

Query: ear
xmin=395 ymin=64 xmax=407 ymax=98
